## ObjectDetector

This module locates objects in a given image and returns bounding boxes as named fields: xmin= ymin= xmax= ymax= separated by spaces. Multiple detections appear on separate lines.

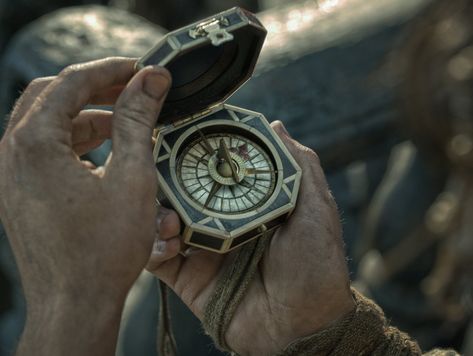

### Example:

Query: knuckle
xmin=32 ymin=93 xmax=50 ymax=111
xmin=298 ymin=143 xmax=320 ymax=164
xmin=26 ymin=77 xmax=51 ymax=91
xmin=306 ymin=147 xmax=321 ymax=164
xmin=112 ymin=157 xmax=156 ymax=183
xmin=59 ymin=64 xmax=88 ymax=83
xmin=123 ymin=80 xmax=161 ymax=109
xmin=271 ymin=121 xmax=287 ymax=137
xmin=271 ymin=120 xmax=284 ymax=130
xmin=100 ymin=56 xmax=123 ymax=66
xmin=8 ymin=77 xmax=52 ymax=124
xmin=60 ymin=64 xmax=79 ymax=76
xmin=116 ymin=102 xmax=154 ymax=129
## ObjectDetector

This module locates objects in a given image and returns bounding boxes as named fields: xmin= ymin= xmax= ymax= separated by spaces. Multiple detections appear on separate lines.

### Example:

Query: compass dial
xmin=177 ymin=132 xmax=277 ymax=214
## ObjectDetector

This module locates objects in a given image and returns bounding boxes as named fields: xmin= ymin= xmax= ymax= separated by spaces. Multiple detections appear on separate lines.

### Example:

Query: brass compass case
xmin=137 ymin=7 xmax=301 ymax=253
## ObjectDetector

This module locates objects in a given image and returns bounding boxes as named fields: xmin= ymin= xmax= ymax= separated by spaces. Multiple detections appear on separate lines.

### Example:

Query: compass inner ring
xmin=208 ymin=152 xmax=246 ymax=185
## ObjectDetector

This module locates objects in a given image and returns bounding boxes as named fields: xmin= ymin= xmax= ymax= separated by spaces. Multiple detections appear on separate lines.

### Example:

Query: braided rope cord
xmin=158 ymin=280 xmax=178 ymax=356
xmin=203 ymin=235 xmax=271 ymax=351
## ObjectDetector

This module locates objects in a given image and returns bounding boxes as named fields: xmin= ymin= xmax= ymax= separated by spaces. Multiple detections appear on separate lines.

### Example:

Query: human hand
xmin=0 ymin=58 xmax=171 ymax=355
xmin=147 ymin=121 xmax=355 ymax=355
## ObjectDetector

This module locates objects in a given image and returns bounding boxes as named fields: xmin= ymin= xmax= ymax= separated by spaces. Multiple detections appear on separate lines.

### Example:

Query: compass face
xmin=177 ymin=133 xmax=276 ymax=214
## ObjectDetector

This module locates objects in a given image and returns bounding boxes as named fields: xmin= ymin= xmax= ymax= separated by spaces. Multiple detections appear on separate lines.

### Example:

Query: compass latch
xmin=189 ymin=17 xmax=234 ymax=46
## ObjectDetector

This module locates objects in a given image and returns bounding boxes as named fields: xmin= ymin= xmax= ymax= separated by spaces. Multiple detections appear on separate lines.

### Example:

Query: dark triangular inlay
xmin=286 ymin=180 xmax=295 ymax=192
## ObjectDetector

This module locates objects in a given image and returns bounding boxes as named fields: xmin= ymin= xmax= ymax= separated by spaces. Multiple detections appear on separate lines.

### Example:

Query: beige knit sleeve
xmin=277 ymin=288 xmax=459 ymax=356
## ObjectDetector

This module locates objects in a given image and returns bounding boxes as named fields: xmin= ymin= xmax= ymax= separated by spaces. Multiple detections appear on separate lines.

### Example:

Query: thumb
xmin=111 ymin=65 xmax=171 ymax=161
xmin=271 ymin=120 xmax=318 ymax=162
xmin=271 ymin=119 xmax=329 ymax=193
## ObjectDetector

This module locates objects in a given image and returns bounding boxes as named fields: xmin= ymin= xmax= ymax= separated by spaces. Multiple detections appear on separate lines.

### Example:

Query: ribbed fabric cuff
xmin=278 ymin=288 xmax=428 ymax=356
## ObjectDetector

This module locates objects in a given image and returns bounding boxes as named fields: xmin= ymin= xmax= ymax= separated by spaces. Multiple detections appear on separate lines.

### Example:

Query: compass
xmin=138 ymin=8 xmax=301 ymax=252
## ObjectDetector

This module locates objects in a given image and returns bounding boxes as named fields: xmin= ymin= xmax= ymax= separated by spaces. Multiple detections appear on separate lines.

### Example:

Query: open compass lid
xmin=137 ymin=7 xmax=267 ymax=125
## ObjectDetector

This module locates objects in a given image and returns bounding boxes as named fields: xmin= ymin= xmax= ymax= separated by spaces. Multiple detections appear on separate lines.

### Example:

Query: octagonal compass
xmin=137 ymin=7 xmax=301 ymax=253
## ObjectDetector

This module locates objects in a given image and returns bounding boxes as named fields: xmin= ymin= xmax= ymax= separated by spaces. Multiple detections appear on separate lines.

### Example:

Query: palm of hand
xmin=147 ymin=122 xmax=354 ymax=355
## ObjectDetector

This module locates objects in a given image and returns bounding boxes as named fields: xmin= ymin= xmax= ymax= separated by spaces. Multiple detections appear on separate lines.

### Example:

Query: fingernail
xmin=143 ymin=68 xmax=171 ymax=100
xmin=152 ymin=240 xmax=167 ymax=255
xmin=156 ymin=207 xmax=171 ymax=229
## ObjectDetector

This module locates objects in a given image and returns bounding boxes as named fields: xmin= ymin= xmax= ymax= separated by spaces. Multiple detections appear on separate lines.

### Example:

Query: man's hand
xmin=147 ymin=121 xmax=355 ymax=355
xmin=0 ymin=58 xmax=171 ymax=355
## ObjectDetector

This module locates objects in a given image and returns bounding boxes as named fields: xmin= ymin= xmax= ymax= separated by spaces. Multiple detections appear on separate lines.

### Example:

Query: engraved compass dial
xmin=177 ymin=132 xmax=277 ymax=214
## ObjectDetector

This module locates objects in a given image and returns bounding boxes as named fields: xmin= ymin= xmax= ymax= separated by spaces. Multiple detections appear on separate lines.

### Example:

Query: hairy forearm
xmin=17 ymin=293 xmax=125 ymax=356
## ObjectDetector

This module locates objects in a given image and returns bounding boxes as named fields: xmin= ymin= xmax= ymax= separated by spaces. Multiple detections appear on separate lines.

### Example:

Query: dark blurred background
xmin=1 ymin=0 xmax=473 ymax=355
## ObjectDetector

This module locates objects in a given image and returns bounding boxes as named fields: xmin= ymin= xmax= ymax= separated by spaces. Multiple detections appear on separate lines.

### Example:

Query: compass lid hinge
xmin=172 ymin=103 xmax=223 ymax=128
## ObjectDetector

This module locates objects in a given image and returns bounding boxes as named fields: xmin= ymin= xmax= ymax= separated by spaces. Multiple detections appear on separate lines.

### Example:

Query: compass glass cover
xmin=177 ymin=132 xmax=276 ymax=214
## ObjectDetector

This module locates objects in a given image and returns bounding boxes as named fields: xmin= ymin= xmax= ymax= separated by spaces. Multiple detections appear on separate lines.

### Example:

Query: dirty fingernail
xmin=156 ymin=207 xmax=171 ymax=228
xmin=152 ymin=239 xmax=167 ymax=255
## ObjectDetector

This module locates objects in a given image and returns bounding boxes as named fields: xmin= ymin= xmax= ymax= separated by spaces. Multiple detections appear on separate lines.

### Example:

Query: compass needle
xmin=204 ymin=181 xmax=222 ymax=208
xmin=198 ymin=129 xmax=215 ymax=155
xmin=219 ymin=139 xmax=240 ymax=183
xmin=229 ymin=185 xmax=236 ymax=199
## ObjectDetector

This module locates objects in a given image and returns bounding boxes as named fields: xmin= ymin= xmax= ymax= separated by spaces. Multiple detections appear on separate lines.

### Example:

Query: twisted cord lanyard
xmin=158 ymin=280 xmax=178 ymax=356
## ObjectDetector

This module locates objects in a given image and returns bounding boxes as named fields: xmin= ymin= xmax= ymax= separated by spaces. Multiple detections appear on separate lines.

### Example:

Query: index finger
xmin=25 ymin=57 xmax=136 ymax=129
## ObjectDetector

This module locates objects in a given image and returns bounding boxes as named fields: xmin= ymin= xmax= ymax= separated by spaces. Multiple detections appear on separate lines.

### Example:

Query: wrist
xmin=227 ymin=290 xmax=355 ymax=356
xmin=268 ymin=288 xmax=423 ymax=356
